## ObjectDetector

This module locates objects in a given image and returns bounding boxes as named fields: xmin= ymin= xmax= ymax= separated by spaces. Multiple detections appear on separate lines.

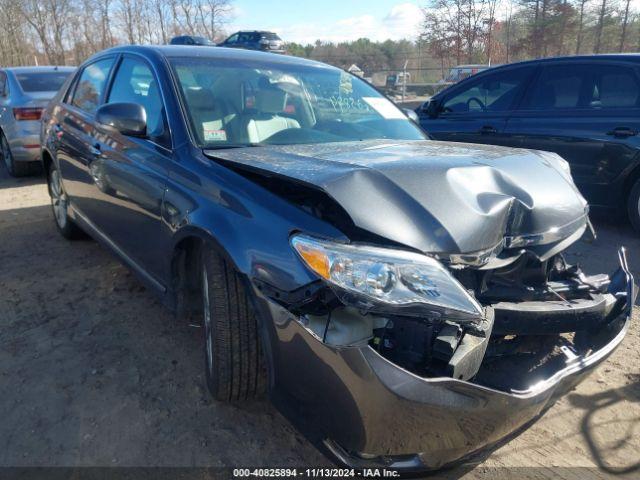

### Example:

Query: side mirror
xmin=96 ymin=102 xmax=147 ymax=137
xmin=403 ymin=108 xmax=419 ymax=123
xmin=421 ymin=99 xmax=440 ymax=119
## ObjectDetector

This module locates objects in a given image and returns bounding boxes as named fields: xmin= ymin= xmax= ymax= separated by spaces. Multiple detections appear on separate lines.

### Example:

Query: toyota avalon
xmin=40 ymin=46 xmax=636 ymax=472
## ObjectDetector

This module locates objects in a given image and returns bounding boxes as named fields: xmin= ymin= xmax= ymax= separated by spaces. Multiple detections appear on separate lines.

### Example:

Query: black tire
xmin=47 ymin=161 xmax=83 ymax=239
xmin=201 ymin=248 xmax=267 ymax=402
xmin=629 ymin=177 xmax=640 ymax=233
xmin=1 ymin=132 xmax=37 ymax=177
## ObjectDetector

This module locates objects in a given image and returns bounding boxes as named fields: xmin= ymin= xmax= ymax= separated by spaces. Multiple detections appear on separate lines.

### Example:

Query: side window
xmin=225 ymin=34 xmax=238 ymax=44
xmin=521 ymin=64 xmax=591 ymax=110
xmin=0 ymin=72 xmax=6 ymax=97
xmin=442 ymin=67 xmax=532 ymax=114
xmin=63 ymin=72 xmax=80 ymax=103
xmin=590 ymin=65 xmax=640 ymax=109
xmin=108 ymin=57 xmax=170 ymax=147
xmin=71 ymin=58 xmax=115 ymax=114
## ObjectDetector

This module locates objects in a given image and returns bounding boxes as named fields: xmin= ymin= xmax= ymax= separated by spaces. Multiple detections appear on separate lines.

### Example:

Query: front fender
xmin=164 ymin=151 xmax=344 ymax=294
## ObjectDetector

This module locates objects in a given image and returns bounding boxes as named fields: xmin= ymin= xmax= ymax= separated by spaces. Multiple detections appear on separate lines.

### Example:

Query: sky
xmin=228 ymin=0 xmax=424 ymax=44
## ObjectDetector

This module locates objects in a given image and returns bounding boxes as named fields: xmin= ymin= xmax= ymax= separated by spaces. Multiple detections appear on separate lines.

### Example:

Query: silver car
xmin=0 ymin=66 xmax=75 ymax=176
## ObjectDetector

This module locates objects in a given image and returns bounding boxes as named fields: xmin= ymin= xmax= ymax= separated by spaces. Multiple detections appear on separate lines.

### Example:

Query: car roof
xmin=235 ymin=30 xmax=277 ymax=34
xmin=90 ymin=44 xmax=326 ymax=69
xmin=3 ymin=66 xmax=76 ymax=74
xmin=488 ymin=53 xmax=640 ymax=71
xmin=452 ymin=64 xmax=490 ymax=69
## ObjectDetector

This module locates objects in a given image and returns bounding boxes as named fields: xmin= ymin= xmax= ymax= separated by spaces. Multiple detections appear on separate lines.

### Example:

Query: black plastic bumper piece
xmin=491 ymin=292 xmax=617 ymax=335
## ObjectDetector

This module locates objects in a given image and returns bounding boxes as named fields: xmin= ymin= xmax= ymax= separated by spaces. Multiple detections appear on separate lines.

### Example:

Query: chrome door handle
xmin=479 ymin=125 xmax=497 ymax=134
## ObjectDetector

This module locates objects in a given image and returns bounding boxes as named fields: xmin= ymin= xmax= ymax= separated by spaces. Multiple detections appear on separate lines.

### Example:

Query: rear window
xmin=261 ymin=33 xmax=281 ymax=40
xmin=16 ymin=72 xmax=71 ymax=92
xmin=592 ymin=66 xmax=640 ymax=108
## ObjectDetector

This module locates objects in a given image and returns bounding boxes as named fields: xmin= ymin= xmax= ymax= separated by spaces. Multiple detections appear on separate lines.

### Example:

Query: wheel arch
xmin=41 ymin=148 xmax=54 ymax=183
xmin=169 ymin=224 xmax=277 ymax=389
xmin=623 ymin=160 xmax=640 ymax=206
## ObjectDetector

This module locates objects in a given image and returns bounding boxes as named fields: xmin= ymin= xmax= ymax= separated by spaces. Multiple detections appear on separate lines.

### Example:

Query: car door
xmin=89 ymin=54 xmax=173 ymax=285
xmin=504 ymin=61 xmax=640 ymax=208
xmin=55 ymin=56 xmax=117 ymax=222
xmin=418 ymin=65 xmax=535 ymax=147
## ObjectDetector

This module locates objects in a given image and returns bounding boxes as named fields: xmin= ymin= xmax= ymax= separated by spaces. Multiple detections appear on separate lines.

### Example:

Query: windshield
xmin=16 ymin=71 xmax=71 ymax=93
xmin=171 ymin=58 xmax=424 ymax=148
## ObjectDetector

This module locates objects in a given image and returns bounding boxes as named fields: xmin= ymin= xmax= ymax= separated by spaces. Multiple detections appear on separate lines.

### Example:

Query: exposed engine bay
xmin=207 ymin=140 xmax=636 ymax=396
xmin=292 ymin=247 xmax=633 ymax=394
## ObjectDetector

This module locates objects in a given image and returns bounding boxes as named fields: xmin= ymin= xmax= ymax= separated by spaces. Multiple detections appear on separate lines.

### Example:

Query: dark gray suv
xmin=218 ymin=31 xmax=285 ymax=54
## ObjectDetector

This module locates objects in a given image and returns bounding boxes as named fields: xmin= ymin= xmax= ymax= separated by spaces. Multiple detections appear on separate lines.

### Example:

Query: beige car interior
xmin=184 ymin=73 xmax=302 ymax=144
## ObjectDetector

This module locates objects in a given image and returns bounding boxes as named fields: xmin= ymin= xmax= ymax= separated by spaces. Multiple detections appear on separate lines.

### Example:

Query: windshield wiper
xmin=203 ymin=143 xmax=263 ymax=151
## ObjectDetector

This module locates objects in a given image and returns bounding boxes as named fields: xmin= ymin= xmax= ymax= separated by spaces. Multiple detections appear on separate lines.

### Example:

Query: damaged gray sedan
xmin=41 ymin=46 xmax=636 ymax=472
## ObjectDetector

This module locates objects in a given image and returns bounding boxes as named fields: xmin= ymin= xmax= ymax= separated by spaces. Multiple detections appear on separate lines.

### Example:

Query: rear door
xmin=419 ymin=65 xmax=535 ymax=147
xmin=55 ymin=56 xmax=117 ymax=220
xmin=504 ymin=61 xmax=640 ymax=208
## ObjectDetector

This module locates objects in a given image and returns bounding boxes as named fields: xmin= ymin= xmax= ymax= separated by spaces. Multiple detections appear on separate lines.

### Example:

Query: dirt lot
xmin=0 ymin=163 xmax=638 ymax=479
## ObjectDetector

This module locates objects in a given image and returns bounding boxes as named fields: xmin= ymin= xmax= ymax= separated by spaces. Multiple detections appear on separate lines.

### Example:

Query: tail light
xmin=13 ymin=107 xmax=43 ymax=121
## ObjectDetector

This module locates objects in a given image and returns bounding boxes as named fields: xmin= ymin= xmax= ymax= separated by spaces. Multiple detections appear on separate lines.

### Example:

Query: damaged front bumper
xmin=257 ymin=249 xmax=636 ymax=472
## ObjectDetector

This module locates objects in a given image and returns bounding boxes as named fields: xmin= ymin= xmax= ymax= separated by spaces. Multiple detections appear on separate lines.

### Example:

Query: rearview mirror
xmin=96 ymin=102 xmax=147 ymax=137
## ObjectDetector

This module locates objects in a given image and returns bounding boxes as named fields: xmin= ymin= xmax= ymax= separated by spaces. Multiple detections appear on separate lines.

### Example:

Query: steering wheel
xmin=467 ymin=97 xmax=486 ymax=112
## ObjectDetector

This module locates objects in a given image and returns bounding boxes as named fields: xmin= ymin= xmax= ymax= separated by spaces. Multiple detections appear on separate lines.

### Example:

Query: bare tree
xmin=154 ymin=0 xmax=170 ymax=44
xmin=575 ymin=0 xmax=589 ymax=53
xmin=618 ymin=0 xmax=631 ymax=51
xmin=593 ymin=0 xmax=607 ymax=53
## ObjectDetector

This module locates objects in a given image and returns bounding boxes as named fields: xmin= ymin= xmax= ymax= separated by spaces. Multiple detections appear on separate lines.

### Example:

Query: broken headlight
xmin=291 ymin=234 xmax=482 ymax=322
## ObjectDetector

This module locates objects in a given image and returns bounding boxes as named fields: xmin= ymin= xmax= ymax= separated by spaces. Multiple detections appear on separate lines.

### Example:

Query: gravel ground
xmin=0 ymin=163 xmax=638 ymax=479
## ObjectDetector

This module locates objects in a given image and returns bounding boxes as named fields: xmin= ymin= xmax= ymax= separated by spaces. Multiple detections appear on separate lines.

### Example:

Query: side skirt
xmin=70 ymin=205 xmax=167 ymax=295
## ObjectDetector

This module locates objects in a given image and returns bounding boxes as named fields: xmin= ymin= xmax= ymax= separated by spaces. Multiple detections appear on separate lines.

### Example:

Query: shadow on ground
xmin=568 ymin=375 xmax=640 ymax=475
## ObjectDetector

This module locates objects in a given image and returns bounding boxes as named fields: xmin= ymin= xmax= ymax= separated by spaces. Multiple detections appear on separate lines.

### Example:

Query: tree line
xmin=422 ymin=0 xmax=639 ymax=70
xmin=0 ymin=0 xmax=638 ymax=83
xmin=0 ymin=0 xmax=232 ymax=66
xmin=285 ymin=0 xmax=640 ymax=82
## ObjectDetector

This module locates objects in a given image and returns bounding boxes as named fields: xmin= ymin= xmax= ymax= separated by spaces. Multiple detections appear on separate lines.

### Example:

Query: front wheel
xmin=201 ymin=248 xmax=267 ymax=401
xmin=47 ymin=162 xmax=83 ymax=239
xmin=629 ymin=178 xmax=640 ymax=233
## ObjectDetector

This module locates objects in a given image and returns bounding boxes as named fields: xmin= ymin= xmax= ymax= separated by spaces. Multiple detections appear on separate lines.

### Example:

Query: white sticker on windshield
xmin=204 ymin=128 xmax=227 ymax=142
xmin=362 ymin=97 xmax=406 ymax=120
xmin=362 ymin=97 xmax=405 ymax=119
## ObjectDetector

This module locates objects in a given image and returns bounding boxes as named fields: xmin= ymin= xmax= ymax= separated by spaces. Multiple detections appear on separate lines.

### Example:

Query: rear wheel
xmin=1 ymin=132 xmax=35 ymax=177
xmin=48 ymin=162 xmax=83 ymax=239
xmin=201 ymin=248 xmax=267 ymax=401
xmin=629 ymin=178 xmax=640 ymax=233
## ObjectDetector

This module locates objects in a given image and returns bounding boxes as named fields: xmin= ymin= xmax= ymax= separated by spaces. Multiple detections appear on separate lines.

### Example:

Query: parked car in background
xmin=218 ymin=31 xmax=286 ymax=54
xmin=169 ymin=35 xmax=215 ymax=46
xmin=40 ymin=45 xmax=635 ymax=472
xmin=417 ymin=54 xmax=640 ymax=232
xmin=0 ymin=66 xmax=75 ymax=176
xmin=443 ymin=64 xmax=491 ymax=83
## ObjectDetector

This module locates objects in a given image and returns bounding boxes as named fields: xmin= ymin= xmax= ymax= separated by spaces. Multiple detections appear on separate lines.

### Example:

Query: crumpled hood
xmin=208 ymin=140 xmax=588 ymax=255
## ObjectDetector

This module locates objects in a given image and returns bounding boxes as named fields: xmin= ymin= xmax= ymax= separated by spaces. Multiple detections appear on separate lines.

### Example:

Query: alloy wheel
xmin=202 ymin=266 xmax=214 ymax=373
xmin=50 ymin=169 xmax=68 ymax=229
